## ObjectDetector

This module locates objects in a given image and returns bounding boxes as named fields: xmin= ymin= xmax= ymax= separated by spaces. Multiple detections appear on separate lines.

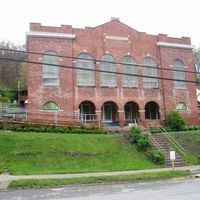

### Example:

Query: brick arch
xmin=99 ymin=53 xmax=116 ymax=61
xmin=140 ymin=55 xmax=158 ymax=65
xmin=101 ymin=100 xmax=119 ymax=122
xmin=144 ymin=101 xmax=160 ymax=120
xmin=124 ymin=101 xmax=140 ymax=123
xmin=76 ymin=52 xmax=94 ymax=59
xmin=43 ymin=50 xmax=58 ymax=55
xmin=79 ymin=100 xmax=96 ymax=113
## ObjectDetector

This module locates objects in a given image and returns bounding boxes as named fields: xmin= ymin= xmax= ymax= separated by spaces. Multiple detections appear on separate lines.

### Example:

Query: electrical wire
xmin=0 ymin=48 xmax=199 ymax=75
xmin=0 ymin=56 xmax=199 ymax=84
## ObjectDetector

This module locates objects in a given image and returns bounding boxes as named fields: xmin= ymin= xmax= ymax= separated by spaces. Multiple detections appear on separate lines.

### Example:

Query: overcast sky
xmin=0 ymin=0 xmax=199 ymax=48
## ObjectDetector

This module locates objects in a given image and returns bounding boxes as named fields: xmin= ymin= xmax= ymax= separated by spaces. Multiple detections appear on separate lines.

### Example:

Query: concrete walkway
xmin=0 ymin=165 xmax=200 ymax=190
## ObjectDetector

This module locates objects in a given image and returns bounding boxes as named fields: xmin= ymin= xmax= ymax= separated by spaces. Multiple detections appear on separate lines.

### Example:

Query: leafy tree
xmin=193 ymin=48 xmax=200 ymax=87
xmin=0 ymin=81 xmax=17 ymax=103
xmin=0 ymin=40 xmax=26 ymax=88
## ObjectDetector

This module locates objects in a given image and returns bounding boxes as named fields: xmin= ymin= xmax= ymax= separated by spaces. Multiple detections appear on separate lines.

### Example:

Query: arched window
xmin=145 ymin=101 xmax=160 ymax=120
xmin=176 ymin=102 xmax=187 ymax=110
xmin=43 ymin=101 xmax=59 ymax=111
xmin=76 ymin=53 xmax=95 ymax=86
xmin=100 ymin=55 xmax=116 ymax=87
xmin=173 ymin=59 xmax=186 ymax=88
xmin=43 ymin=51 xmax=59 ymax=86
xmin=122 ymin=56 xmax=137 ymax=87
xmin=141 ymin=58 xmax=158 ymax=88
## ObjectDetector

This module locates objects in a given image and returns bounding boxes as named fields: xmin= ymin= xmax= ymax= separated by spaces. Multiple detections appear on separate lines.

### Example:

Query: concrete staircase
xmin=151 ymin=133 xmax=187 ymax=167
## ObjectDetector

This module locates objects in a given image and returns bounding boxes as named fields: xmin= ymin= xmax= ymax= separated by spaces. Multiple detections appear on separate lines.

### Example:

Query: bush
xmin=130 ymin=126 xmax=151 ymax=151
xmin=166 ymin=111 xmax=186 ymax=131
xmin=130 ymin=126 xmax=142 ymax=143
xmin=136 ymin=136 xmax=151 ymax=151
xmin=146 ymin=150 xmax=165 ymax=165
xmin=0 ymin=122 xmax=108 ymax=134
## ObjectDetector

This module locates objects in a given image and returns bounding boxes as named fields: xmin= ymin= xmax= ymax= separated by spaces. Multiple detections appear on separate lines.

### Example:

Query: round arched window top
xmin=173 ymin=59 xmax=184 ymax=67
xmin=176 ymin=102 xmax=187 ymax=110
xmin=43 ymin=102 xmax=59 ymax=111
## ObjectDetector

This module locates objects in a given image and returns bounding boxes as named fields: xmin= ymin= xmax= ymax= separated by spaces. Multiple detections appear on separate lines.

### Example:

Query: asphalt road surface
xmin=0 ymin=178 xmax=200 ymax=200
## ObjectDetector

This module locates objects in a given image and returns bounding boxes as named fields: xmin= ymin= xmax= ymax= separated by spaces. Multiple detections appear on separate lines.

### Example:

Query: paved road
xmin=0 ymin=178 xmax=200 ymax=200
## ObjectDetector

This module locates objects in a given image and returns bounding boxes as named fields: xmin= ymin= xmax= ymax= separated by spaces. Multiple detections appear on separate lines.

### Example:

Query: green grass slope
xmin=170 ymin=130 xmax=200 ymax=164
xmin=0 ymin=131 xmax=157 ymax=175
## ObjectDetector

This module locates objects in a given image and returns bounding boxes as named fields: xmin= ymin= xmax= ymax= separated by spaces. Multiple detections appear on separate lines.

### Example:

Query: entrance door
xmin=125 ymin=103 xmax=132 ymax=122
xmin=103 ymin=104 xmax=112 ymax=121
xmin=81 ymin=104 xmax=91 ymax=120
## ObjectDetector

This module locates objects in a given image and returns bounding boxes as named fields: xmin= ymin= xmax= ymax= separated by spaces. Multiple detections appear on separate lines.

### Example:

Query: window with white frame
xmin=122 ymin=56 xmax=137 ymax=87
xmin=100 ymin=55 xmax=116 ymax=87
xmin=43 ymin=51 xmax=59 ymax=86
xmin=76 ymin=53 xmax=95 ymax=86
xmin=142 ymin=58 xmax=158 ymax=88
xmin=173 ymin=59 xmax=186 ymax=88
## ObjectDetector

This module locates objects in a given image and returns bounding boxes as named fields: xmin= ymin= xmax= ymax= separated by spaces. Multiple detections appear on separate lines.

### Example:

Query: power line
xmin=0 ymin=56 xmax=199 ymax=84
xmin=0 ymin=48 xmax=199 ymax=75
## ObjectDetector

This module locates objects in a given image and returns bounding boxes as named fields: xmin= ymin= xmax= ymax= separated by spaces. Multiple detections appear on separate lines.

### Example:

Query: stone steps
xmin=150 ymin=133 xmax=187 ymax=167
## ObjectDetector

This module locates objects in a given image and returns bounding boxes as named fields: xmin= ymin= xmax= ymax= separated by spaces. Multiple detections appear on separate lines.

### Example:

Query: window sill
xmin=43 ymin=84 xmax=59 ymax=87
xmin=174 ymin=87 xmax=187 ymax=90
xmin=143 ymin=87 xmax=159 ymax=89
xmin=123 ymin=86 xmax=138 ymax=89
xmin=77 ymin=85 xmax=95 ymax=88
xmin=176 ymin=109 xmax=191 ymax=112
xmin=100 ymin=86 xmax=117 ymax=88
xmin=39 ymin=109 xmax=62 ymax=112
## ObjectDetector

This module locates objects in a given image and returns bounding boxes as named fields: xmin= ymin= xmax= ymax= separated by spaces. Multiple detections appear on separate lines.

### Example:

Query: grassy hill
xmin=170 ymin=130 xmax=200 ymax=164
xmin=0 ymin=131 xmax=157 ymax=175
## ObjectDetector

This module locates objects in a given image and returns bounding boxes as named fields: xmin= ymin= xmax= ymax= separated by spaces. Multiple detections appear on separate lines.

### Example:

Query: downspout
xmin=157 ymin=43 xmax=167 ymax=124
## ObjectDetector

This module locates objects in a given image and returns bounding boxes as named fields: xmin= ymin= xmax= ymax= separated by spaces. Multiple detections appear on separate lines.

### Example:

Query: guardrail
xmin=0 ymin=108 xmax=100 ymax=126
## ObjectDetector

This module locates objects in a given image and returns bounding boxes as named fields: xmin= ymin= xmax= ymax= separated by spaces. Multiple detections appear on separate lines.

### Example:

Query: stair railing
xmin=138 ymin=122 xmax=167 ymax=155
xmin=156 ymin=125 xmax=186 ymax=157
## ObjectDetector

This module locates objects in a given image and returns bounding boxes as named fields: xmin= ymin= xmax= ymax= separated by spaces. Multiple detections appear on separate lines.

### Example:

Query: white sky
xmin=0 ymin=0 xmax=200 ymax=48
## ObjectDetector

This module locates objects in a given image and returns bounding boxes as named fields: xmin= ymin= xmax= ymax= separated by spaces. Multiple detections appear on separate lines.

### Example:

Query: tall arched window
xmin=173 ymin=59 xmax=186 ymax=88
xmin=43 ymin=101 xmax=59 ymax=111
xmin=100 ymin=55 xmax=116 ymax=87
xmin=141 ymin=58 xmax=158 ymax=88
xmin=43 ymin=51 xmax=59 ymax=86
xmin=145 ymin=101 xmax=160 ymax=120
xmin=76 ymin=53 xmax=95 ymax=86
xmin=122 ymin=56 xmax=137 ymax=87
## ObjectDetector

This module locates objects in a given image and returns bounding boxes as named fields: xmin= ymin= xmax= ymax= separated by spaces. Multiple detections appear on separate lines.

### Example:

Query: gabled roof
xmin=94 ymin=18 xmax=139 ymax=33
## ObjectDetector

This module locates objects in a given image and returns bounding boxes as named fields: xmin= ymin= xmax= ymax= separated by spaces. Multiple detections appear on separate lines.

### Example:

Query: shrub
xmin=130 ymin=126 xmax=151 ymax=151
xmin=136 ymin=136 xmax=151 ymax=151
xmin=166 ymin=111 xmax=186 ymax=131
xmin=0 ymin=122 xmax=108 ymax=134
xmin=130 ymin=126 xmax=142 ymax=143
xmin=146 ymin=150 xmax=165 ymax=165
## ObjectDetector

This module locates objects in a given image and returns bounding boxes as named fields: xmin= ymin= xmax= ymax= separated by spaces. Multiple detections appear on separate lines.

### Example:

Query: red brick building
xmin=27 ymin=18 xmax=199 ymax=126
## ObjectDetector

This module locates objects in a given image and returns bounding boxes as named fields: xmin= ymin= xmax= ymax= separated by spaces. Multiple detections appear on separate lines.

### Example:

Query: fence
xmin=0 ymin=107 xmax=99 ymax=126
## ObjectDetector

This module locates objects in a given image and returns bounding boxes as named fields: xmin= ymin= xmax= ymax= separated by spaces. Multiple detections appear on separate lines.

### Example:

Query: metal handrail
xmin=138 ymin=123 xmax=167 ymax=154
xmin=157 ymin=125 xmax=186 ymax=157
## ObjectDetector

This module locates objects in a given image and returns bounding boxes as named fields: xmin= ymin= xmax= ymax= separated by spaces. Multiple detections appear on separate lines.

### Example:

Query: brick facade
xmin=27 ymin=19 xmax=199 ymax=126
